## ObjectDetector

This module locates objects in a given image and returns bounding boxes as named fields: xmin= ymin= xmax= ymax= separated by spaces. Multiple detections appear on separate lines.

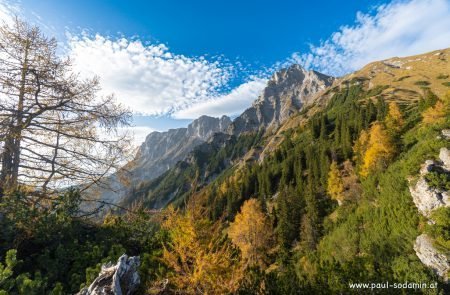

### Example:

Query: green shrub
xmin=414 ymin=80 xmax=431 ymax=86
xmin=424 ymin=170 xmax=450 ymax=191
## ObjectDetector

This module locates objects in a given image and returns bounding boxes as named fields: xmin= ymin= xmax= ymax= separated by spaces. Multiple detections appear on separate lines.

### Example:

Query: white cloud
xmin=295 ymin=0 xmax=450 ymax=76
xmin=172 ymin=78 xmax=267 ymax=119
xmin=0 ymin=0 xmax=19 ymax=24
xmin=68 ymin=34 xmax=232 ymax=116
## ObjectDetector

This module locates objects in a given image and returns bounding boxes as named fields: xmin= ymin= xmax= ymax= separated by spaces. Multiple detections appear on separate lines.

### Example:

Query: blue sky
xmin=1 ymin=0 xmax=450 ymax=145
xmin=19 ymin=0 xmax=389 ymax=67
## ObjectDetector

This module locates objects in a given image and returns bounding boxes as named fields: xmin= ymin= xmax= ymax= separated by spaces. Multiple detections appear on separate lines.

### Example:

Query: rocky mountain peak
xmin=259 ymin=64 xmax=333 ymax=106
xmin=228 ymin=64 xmax=334 ymax=135
xmin=187 ymin=115 xmax=232 ymax=139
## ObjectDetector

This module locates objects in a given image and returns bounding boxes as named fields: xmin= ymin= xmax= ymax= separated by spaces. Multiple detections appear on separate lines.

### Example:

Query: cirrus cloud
xmin=295 ymin=0 xmax=450 ymax=76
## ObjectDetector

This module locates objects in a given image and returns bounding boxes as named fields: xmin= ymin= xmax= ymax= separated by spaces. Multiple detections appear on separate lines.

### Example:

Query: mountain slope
xmin=258 ymin=47 xmax=450 ymax=159
xmin=119 ymin=49 xmax=450 ymax=210
xmin=97 ymin=48 xmax=449 ymax=293
xmin=175 ymin=47 xmax=450 ymax=292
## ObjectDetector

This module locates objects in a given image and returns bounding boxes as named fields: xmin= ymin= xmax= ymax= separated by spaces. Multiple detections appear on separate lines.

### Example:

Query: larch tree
xmin=422 ymin=101 xmax=447 ymax=125
xmin=384 ymin=101 xmax=404 ymax=135
xmin=228 ymin=198 xmax=273 ymax=269
xmin=327 ymin=161 xmax=344 ymax=205
xmin=0 ymin=18 xmax=131 ymax=195
xmin=359 ymin=122 xmax=395 ymax=177
xmin=161 ymin=207 xmax=241 ymax=294
xmin=353 ymin=129 xmax=369 ymax=166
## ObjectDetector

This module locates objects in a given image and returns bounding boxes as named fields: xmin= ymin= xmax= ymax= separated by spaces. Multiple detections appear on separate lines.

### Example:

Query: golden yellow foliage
xmin=359 ymin=123 xmax=396 ymax=177
xmin=228 ymin=199 xmax=273 ymax=269
xmin=422 ymin=101 xmax=447 ymax=125
xmin=353 ymin=129 xmax=369 ymax=164
xmin=161 ymin=207 xmax=241 ymax=294
xmin=385 ymin=102 xmax=404 ymax=133
xmin=327 ymin=161 xmax=345 ymax=205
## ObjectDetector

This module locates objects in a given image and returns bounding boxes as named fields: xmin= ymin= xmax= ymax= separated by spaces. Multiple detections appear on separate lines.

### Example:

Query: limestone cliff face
xmin=227 ymin=64 xmax=334 ymax=135
xmin=93 ymin=115 xmax=231 ymax=204
xmin=135 ymin=115 xmax=231 ymax=181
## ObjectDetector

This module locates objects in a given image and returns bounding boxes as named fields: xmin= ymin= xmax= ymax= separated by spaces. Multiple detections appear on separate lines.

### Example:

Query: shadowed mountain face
xmin=135 ymin=115 xmax=232 ymax=180
xmin=228 ymin=64 xmax=334 ymax=135
xmin=93 ymin=115 xmax=231 ymax=204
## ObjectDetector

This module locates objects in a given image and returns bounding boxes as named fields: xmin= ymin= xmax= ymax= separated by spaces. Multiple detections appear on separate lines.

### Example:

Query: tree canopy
xmin=0 ymin=18 xmax=131 ymax=194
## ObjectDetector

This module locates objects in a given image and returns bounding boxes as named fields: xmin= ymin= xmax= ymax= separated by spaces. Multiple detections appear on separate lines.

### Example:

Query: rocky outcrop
xmin=409 ymin=153 xmax=450 ymax=217
xmin=410 ymin=144 xmax=450 ymax=280
xmin=227 ymin=64 xmax=333 ymax=135
xmin=410 ymin=177 xmax=450 ymax=217
xmin=414 ymin=234 xmax=450 ymax=279
xmin=440 ymin=147 xmax=450 ymax=170
xmin=442 ymin=129 xmax=450 ymax=140
xmin=78 ymin=254 xmax=140 ymax=295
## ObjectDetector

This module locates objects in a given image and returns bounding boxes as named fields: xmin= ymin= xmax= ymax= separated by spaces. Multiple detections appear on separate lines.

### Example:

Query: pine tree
xmin=376 ymin=97 xmax=387 ymax=121
xmin=320 ymin=149 xmax=330 ymax=188
xmin=299 ymin=180 xmax=320 ymax=251
xmin=276 ymin=188 xmax=297 ymax=249
xmin=366 ymin=100 xmax=376 ymax=126
xmin=340 ymin=119 xmax=352 ymax=159
xmin=334 ymin=116 xmax=341 ymax=145
xmin=319 ymin=115 xmax=327 ymax=140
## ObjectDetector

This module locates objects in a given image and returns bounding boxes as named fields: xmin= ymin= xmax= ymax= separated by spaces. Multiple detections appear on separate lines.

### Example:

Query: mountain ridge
xmin=120 ymin=64 xmax=335 ymax=208
xmin=90 ymin=114 xmax=232 ymax=204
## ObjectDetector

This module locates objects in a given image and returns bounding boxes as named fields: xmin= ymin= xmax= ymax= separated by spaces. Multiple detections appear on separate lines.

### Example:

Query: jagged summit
xmin=136 ymin=115 xmax=231 ymax=179
xmin=227 ymin=64 xmax=334 ymax=135
xmin=91 ymin=115 xmax=231 ymax=205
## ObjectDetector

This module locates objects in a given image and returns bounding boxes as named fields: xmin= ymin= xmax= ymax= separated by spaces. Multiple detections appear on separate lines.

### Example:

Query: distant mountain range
xmin=91 ymin=48 xmax=450 ymax=211
xmin=89 ymin=64 xmax=334 ymax=207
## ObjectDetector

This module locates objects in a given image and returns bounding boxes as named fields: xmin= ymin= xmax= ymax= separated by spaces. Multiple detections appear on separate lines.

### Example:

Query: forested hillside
xmin=1 ymin=17 xmax=449 ymax=294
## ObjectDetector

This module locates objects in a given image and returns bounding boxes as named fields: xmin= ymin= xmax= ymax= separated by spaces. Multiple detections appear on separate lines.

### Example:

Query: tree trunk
xmin=0 ymin=39 xmax=29 ymax=192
